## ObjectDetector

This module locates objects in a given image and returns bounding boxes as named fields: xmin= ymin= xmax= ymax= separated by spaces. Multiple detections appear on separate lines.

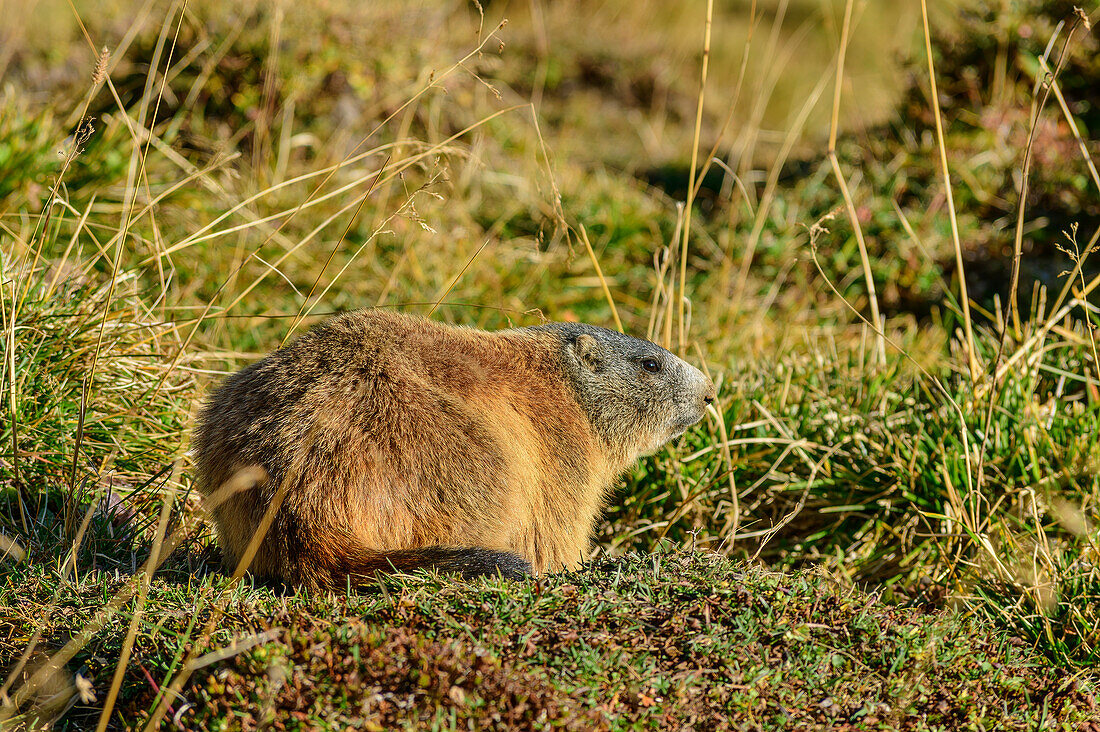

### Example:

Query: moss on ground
xmin=3 ymin=553 xmax=1097 ymax=729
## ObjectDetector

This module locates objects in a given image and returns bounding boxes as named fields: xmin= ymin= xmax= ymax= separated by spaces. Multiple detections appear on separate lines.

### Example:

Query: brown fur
xmin=192 ymin=310 xmax=714 ymax=588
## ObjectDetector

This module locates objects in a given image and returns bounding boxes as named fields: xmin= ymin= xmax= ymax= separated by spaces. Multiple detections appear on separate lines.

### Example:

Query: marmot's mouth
xmin=670 ymin=411 xmax=706 ymax=437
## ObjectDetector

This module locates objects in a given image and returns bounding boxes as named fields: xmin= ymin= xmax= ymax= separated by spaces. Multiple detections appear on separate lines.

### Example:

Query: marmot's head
xmin=537 ymin=324 xmax=716 ymax=463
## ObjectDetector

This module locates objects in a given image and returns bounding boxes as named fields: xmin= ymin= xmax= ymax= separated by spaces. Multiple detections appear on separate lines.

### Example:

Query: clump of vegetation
xmin=4 ymin=553 xmax=1097 ymax=730
xmin=0 ymin=0 xmax=1098 ymax=727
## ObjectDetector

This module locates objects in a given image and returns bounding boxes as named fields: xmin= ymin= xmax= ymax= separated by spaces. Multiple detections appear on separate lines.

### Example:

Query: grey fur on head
xmin=531 ymin=323 xmax=715 ymax=460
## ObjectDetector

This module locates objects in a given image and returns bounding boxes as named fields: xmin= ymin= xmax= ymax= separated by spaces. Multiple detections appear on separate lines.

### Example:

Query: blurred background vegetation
xmin=1 ymin=0 xmax=1099 ymax=715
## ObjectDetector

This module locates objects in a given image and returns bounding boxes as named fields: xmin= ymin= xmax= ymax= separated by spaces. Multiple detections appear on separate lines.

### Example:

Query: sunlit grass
xmin=1 ymin=0 xmax=1098 ymax=727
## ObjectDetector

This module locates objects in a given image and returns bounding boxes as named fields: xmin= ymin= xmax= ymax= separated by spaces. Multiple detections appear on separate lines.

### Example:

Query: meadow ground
xmin=1 ymin=0 xmax=1099 ymax=728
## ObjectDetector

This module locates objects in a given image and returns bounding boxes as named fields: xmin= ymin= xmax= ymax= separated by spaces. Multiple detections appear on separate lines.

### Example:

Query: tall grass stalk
xmin=676 ymin=0 xmax=712 ymax=355
xmin=826 ymin=0 xmax=885 ymax=366
xmin=919 ymin=0 xmax=978 ymax=381
xmin=94 ymin=477 xmax=177 ymax=732
xmin=580 ymin=225 xmax=624 ymax=333
xmin=977 ymin=12 xmax=1088 ymax=505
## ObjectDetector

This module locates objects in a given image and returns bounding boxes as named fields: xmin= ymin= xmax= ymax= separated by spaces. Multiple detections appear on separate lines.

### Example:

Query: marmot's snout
xmin=694 ymin=367 xmax=717 ymax=410
xmin=672 ymin=362 xmax=716 ymax=436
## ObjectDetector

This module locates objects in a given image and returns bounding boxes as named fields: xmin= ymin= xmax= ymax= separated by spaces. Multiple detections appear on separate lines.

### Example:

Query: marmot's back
xmin=193 ymin=310 xmax=715 ymax=588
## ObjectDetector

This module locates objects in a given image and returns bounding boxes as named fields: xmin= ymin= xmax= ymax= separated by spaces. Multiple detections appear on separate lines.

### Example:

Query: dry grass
xmin=1 ymin=0 xmax=1099 ymax=727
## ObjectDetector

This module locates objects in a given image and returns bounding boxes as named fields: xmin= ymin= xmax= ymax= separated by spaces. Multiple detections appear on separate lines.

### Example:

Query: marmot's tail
xmin=283 ymin=532 xmax=532 ymax=589
xmin=345 ymin=546 xmax=532 ymax=581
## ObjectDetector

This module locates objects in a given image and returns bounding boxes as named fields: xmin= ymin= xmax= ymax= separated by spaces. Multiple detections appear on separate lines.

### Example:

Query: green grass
xmin=2 ymin=0 xmax=1100 ymax=727
xmin=5 ymin=552 xmax=1097 ymax=730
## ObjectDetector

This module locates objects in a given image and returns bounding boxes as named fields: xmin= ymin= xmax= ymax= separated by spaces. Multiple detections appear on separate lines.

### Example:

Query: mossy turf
xmin=2 ymin=0 xmax=1100 ymax=728
xmin=4 ymin=552 xmax=1097 ymax=730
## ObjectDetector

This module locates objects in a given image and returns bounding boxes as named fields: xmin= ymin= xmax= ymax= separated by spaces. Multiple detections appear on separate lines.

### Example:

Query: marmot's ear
xmin=572 ymin=334 xmax=606 ymax=372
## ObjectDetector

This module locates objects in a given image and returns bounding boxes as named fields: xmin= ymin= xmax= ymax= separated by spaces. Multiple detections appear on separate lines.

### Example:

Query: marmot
xmin=192 ymin=310 xmax=715 ymax=588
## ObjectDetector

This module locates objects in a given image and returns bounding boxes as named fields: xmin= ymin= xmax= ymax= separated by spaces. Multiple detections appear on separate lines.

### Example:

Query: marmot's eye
xmin=641 ymin=357 xmax=661 ymax=373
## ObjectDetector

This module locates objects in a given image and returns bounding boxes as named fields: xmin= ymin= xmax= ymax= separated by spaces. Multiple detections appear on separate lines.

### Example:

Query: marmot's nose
xmin=703 ymin=391 xmax=715 ymax=406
